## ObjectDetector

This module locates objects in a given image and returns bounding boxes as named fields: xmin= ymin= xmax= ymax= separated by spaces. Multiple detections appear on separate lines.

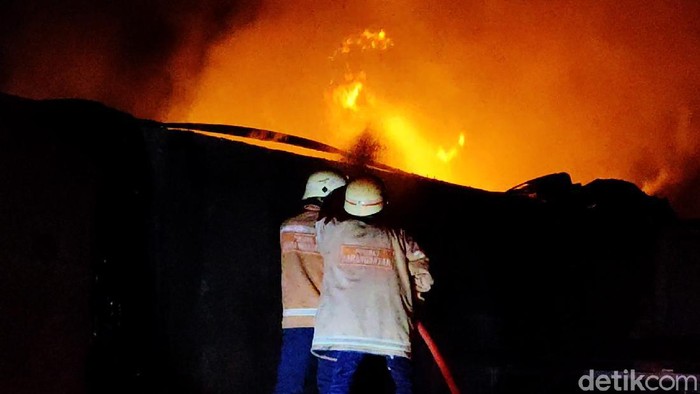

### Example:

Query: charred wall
xmin=0 ymin=93 xmax=149 ymax=394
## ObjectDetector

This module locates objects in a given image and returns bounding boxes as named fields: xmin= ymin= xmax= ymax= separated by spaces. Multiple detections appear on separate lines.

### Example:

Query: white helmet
xmin=343 ymin=177 xmax=384 ymax=217
xmin=302 ymin=170 xmax=347 ymax=200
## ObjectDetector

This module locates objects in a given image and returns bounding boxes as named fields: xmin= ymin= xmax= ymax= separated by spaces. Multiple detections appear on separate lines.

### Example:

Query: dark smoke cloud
xmin=346 ymin=128 xmax=385 ymax=169
xmin=0 ymin=0 xmax=262 ymax=119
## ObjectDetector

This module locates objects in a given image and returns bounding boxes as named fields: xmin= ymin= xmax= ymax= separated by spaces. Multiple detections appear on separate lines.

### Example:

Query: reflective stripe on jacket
xmin=280 ymin=206 xmax=324 ymax=328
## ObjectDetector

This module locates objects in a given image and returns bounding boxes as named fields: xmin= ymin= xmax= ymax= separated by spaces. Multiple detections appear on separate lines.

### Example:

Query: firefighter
xmin=273 ymin=170 xmax=347 ymax=394
xmin=311 ymin=175 xmax=433 ymax=394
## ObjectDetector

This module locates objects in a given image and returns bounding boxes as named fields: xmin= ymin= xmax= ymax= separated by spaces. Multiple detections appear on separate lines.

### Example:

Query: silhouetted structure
xmin=0 ymin=92 xmax=697 ymax=394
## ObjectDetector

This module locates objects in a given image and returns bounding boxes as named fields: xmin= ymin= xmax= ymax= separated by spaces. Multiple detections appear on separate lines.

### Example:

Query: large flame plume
xmin=324 ymin=28 xmax=467 ymax=181
xmin=2 ymin=0 xmax=700 ymax=216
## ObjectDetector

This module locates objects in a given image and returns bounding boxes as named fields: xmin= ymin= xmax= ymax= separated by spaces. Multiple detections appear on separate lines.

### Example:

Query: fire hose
xmin=417 ymin=321 xmax=462 ymax=394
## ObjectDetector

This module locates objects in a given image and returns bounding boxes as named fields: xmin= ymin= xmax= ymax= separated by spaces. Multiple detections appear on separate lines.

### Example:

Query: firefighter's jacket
xmin=311 ymin=217 xmax=431 ymax=359
xmin=280 ymin=205 xmax=324 ymax=329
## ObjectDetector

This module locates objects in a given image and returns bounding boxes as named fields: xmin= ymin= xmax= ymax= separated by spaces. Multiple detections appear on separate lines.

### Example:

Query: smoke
xmin=1 ymin=0 xmax=699 ymax=216
xmin=0 ymin=0 xmax=262 ymax=119
xmin=346 ymin=128 xmax=385 ymax=168
xmin=642 ymin=102 xmax=700 ymax=217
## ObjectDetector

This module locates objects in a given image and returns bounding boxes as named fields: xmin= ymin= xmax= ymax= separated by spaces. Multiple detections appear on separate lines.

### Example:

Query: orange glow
xmin=381 ymin=114 xmax=448 ymax=179
xmin=323 ymin=29 xmax=467 ymax=181
xmin=333 ymin=80 xmax=364 ymax=111
xmin=333 ymin=29 xmax=394 ymax=58
xmin=4 ymin=2 xmax=700 ymax=215
xmin=158 ymin=1 xmax=700 ymax=204
xmin=437 ymin=133 xmax=465 ymax=163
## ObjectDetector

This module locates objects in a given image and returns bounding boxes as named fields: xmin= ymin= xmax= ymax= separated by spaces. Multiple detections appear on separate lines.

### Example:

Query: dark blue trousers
xmin=316 ymin=350 xmax=413 ymax=394
xmin=274 ymin=328 xmax=317 ymax=394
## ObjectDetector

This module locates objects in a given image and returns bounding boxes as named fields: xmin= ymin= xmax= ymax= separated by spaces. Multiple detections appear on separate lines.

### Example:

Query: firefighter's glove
xmin=413 ymin=268 xmax=434 ymax=294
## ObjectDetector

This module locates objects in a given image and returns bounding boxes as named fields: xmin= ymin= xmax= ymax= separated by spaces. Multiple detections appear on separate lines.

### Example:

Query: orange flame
xmin=159 ymin=2 xmax=700 ymax=215
xmin=437 ymin=133 xmax=466 ymax=163
xmin=332 ymin=79 xmax=364 ymax=111
xmin=326 ymin=29 xmax=466 ymax=182
xmin=333 ymin=29 xmax=394 ymax=59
